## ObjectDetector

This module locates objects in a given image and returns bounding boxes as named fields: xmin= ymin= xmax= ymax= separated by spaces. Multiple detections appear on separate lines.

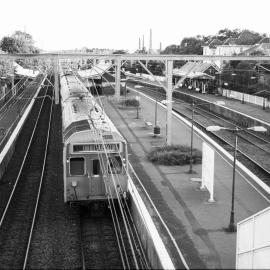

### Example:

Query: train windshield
xmin=108 ymin=155 xmax=122 ymax=174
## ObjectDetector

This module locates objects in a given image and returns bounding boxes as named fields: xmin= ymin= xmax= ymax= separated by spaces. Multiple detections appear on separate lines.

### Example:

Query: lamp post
xmin=188 ymin=100 xmax=225 ymax=174
xmin=206 ymin=125 xmax=267 ymax=232
xmin=135 ymin=95 xmax=140 ymax=119
xmin=153 ymin=86 xmax=160 ymax=136
xmin=224 ymin=82 xmax=228 ymax=98
xmin=231 ymin=73 xmax=236 ymax=93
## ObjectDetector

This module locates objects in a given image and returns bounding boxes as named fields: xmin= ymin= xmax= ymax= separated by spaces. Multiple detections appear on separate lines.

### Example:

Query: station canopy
xmin=173 ymin=62 xmax=219 ymax=79
xmin=77 ymin=62 xmax=113 ymax=79
xmin=13 ymin=62 xmax=39 ymax=78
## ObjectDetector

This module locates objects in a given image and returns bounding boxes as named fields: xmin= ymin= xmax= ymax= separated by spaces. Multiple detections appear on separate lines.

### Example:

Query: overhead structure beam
xmin=138 ymin=60 xmax=167 ymax=91
xmin=166 ymin=60 xmax=173 ymax=146
xmin=1 ymin=53 xmax=270 ymax=62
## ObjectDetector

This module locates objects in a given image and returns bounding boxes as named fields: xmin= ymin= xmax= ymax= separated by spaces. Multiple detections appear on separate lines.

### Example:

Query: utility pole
xmin=166 ymin=60 xmax=173 ymax=145
xmin=115 ymin=57 xmax=121 ymax=101
xmin=54 ymin=58 xmax=59 ymax=104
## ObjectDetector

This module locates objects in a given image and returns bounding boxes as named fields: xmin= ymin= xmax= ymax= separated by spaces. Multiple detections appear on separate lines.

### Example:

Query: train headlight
xmin=71 ymin=181 xmax=77 ymax=187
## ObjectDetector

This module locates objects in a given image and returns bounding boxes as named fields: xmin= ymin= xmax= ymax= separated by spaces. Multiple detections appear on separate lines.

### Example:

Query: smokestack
xmin=142 ymin=35 xmax=144 ymax=51
xmin=139 ymin=38 xmax=141 ymax=50
xmin=160 ymin=42 xmax=162 ymax=52
xmin=149 ymin=29 xmax=152 ymax=53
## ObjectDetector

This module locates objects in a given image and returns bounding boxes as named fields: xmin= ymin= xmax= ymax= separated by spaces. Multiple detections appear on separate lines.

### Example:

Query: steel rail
xmin=0 ymin=75 xmax=50 ymax=229
xmin=23 ymin=80 xmax=54 ymax=269
xmin=0 ymin=75 xmax=46 ymax=149
xmin=185 ymin=105 xmax=270 ymax=154
xmin=78 ymin=210 xmax=86 ymax=270
xmin=184 ymin=102 xmax=270 ymax=146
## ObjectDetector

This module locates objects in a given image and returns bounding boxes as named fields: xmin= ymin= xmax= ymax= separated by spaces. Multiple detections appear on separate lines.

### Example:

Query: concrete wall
xmin=128 ymin=179 xmax=175 ymax=269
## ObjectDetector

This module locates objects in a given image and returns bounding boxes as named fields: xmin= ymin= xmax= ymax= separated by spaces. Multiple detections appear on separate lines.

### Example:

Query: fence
xmin=221 ymin=88 xmax=270 ymax=109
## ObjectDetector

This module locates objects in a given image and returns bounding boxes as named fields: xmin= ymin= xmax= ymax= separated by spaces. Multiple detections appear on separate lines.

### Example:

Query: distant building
xmin=239 ymin=37 xmax=270 ymax=56
xmin=202 ymin=30 xmax=264 ymax=67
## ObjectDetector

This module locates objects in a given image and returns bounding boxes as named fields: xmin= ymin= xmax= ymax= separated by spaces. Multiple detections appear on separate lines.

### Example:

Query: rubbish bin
xmin=153 ymin=125 xmax=160 ymax=136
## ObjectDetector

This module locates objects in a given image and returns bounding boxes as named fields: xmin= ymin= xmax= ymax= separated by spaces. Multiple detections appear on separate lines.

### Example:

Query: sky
xmin=0 ymin=0 xmax=269 ymax=52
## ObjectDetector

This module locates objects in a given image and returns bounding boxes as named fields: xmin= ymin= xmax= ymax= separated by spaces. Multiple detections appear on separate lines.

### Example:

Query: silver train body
xmin=60 ymin=67 xmax=128 ymax=204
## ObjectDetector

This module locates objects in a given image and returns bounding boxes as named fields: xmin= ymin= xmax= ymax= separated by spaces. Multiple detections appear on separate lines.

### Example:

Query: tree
xmin=161 ymin=44 xmax=181 ymax=54
xmin=0 ymin=31 xmax=39 ymax=54
xmin=179 ymin=37 xmax=204 ymax=54
xmin=113 ymin=50 xmax=126 ymax=54
xmin=0 ymin=37 xmax=18 ymax=53
xmin=217 ymin=28 xmax=241 ymax=41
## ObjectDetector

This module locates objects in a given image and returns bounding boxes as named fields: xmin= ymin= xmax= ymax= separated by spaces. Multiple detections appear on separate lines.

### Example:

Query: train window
xmin=92 ymin=159 xmax=100 ymax=176
xmin=70 ymin=157 xmax=85 ymax=175
xmin=108 ymin=155 xmax=122 ymax=174
xmin=73 ymin=145 xmax=83 ymax=152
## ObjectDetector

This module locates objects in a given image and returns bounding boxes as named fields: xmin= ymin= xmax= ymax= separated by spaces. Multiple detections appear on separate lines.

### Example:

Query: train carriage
xmin=60 ymin=68 xmax=128 ymax=204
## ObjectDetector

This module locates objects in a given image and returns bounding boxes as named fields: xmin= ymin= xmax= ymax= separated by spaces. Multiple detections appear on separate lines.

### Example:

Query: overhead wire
xmin=88 ymin=77 xmax=131 ymax=269
xmin=67 ymin=67 xmax=129 ymax=269
xmin=86 ymin=69 xmax=143 ymax=269
xmin=83 ymin=62 xmax=151 ymax=268
xmin=69 ymin=62 xmax=149 ymax=269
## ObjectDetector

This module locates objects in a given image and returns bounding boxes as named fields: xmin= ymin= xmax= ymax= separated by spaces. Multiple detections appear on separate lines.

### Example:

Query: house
xmin=202 ymin=30 xmax=262 ymax=67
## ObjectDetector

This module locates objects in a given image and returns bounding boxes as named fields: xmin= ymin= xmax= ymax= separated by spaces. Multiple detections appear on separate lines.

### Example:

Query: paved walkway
xmin=102 ymin=93 xmax=269 ymax=269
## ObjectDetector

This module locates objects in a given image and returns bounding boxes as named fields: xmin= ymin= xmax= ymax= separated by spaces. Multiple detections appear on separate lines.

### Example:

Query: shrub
xmin=120 ymin=98 xmax=140 ymax=107
xmin=148 ymin=144 xmax=202 ymax=166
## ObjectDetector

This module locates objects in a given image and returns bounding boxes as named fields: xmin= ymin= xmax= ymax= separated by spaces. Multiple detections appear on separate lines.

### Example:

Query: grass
xmin=148 ymin=144 xmax=202 ymax=166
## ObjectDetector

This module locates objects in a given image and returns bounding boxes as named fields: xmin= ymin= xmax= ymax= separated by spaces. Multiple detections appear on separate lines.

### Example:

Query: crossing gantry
xmin=1 ymin=53 xmax=270 ymax=145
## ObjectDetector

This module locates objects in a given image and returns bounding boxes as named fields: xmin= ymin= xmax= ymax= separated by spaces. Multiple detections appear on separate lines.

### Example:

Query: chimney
xmin=160 ymin=42 xmax=162 ymax=52
xmin=142 ymin=35 xmax=145 ymax=51
xmin=139 ymin=38 xmax=141 ymax=50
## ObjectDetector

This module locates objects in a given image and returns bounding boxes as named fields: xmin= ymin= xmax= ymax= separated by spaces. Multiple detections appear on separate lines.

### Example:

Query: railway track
xmin=0 ymin=74 xmax=53 ymax=269
xmin=78 ymin=201 xmax=150 ymax=270
xmin=127 ymin=80 xmax=270 ymax=187
xmin=0 ymin=75 xmax=44 ymax=152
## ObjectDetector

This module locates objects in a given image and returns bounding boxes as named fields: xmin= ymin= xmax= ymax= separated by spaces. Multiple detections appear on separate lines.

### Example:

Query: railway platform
xmin=0 ymin=77 xmax=43 ymax=152
xmin=101 ymin=93 xmax=269 ymax=269
xmin=177 ymin=88 xmax=270 ymax=126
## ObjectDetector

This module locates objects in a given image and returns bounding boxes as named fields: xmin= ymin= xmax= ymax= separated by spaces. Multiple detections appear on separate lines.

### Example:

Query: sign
xmin=73 ymin=143 xmax=120 ymax=153
xmin=201 ymin=142 xmax=215 ymax=202
xmin=236 ymin=206 xmax=270 ymax=269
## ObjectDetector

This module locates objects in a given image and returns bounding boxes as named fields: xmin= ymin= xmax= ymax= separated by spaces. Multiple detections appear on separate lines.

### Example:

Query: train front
xmin=61 ymin=77 xmax=128 ymax=205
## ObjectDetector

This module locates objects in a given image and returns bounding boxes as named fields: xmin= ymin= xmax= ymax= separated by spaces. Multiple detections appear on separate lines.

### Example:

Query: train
xmin=60 ymin=65 xmax=129 ymax=204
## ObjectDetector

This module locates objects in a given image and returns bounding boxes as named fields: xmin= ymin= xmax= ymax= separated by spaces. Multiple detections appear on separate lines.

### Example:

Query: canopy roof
xmin=13 ymin=62 xmax=39 ymax=78
xmin=173 ymin=61 xmax=218 ymax=79
xmin=77 ymin=62 xmax=113 ymax=79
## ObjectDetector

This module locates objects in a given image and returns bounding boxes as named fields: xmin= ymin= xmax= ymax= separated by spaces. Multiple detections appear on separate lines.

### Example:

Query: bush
xmin=120 ymin=98 xmax=140 ymax=107
xmin=148 ymin=144 xmax=202 ymax=166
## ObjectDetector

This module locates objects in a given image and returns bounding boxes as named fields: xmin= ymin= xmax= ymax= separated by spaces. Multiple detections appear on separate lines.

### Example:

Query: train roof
xmin=61 ymin=73 xmax=121 ymax=142
xmin=60 ymin=73 xmax=90 ymax=102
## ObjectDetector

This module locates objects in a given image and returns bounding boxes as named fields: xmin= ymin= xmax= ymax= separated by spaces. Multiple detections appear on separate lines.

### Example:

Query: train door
xmin=88 ymin=157 xmax=105 ymax=196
